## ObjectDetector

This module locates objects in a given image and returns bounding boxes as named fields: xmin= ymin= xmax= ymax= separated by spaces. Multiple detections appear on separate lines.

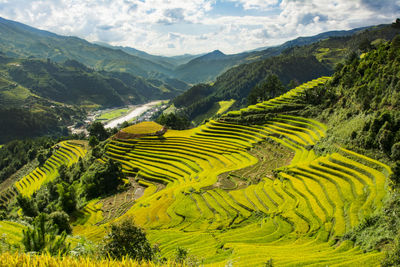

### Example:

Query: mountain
xmin=0 ymin=17 xmax=381 ymax=85
xmin=0 ymin=54 xmax=187 ymax=143
xmin=250 ymin=26 xmax=371 ymax=52
xmin=2 ymin=36 xmax=400 ymax=267
xmin=0 ymin=17 xmax=176 ymax=79
xmin=173 ymin=23 xmax=400 ymax=123
xmin=94 ymin=42 xmax=201 ymax=68
xmin=172 ymin=26 xmax=377 ymax=84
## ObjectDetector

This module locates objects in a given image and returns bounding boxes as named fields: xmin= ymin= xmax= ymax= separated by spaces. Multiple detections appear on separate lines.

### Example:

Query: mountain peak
xmin=210 ymin=49 xmax=225 ymax=55
xmin=193 ymin=49 xmax=226 ymax=62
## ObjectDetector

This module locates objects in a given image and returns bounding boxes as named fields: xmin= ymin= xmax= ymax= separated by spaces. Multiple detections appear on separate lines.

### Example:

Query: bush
xmin=22 ymin=213 xmax=70 ymax=255
xmin=88 ymin=122 xmax=109 ymax=141
xmin=89 ymin=136 xmax=99 ymax=148
xmin=392 ymin=142 xmax=400 ymax=161
xmin=156 ymin=113 xmax=191 ymax=130
xmin=17 ymin=195 xmax=38 ymax=217
xmin=101 ymin=218 xmax=156 ymax=261
xmin=81 ymin=159 xmax=125 ymax=199
xmin=175 ymin=247 xmax=188 ymax=264
xmin=49 ymin=211 xmax=72 ymax=235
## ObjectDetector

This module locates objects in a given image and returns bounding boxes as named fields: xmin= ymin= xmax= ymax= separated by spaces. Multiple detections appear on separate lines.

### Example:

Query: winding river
xmin=104 ymin=100 xmax=163 ymax=129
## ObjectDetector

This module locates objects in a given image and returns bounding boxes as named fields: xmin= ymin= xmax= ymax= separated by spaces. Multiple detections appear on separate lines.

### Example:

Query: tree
xmin=37 ymin=152 xmax=46 ymax=166
xmin=359 ymin=38 xmax=372 ymax=53
xmin=57 ymin=182 xmax=77 ymax=213
xmin=392 ymin=142 xmax=400 ymax=161
xmin=391 ymin=161 xmax=400 ymax=188
xmin=392 ymin=18 xmax=400 ymax=28
xmin=88 ymin=122 xmax=109 ymax=141
xmin=22 ymin=213 xmax=70 ymax=255
xmin=89 ymin=136 xmax=99 ymax=148
xmin=247 ymin=74 xmax=285 ymax=105
xmin=377 ymin=122 xmax=394 ymax=153
xmin=157 ymin=113 xmax=191 ymax=130
xmin=82 ymin=159 xmax=125 ymax=198
xmin=287 ymin=79 xmax=299 ymax=89
xmin=49 ymin=211 xmax=72 ymax=235
xmin=101 ymin=218 xmax=156 ymax=261
xmin=17 ymin=195 xmax=38 ymax=217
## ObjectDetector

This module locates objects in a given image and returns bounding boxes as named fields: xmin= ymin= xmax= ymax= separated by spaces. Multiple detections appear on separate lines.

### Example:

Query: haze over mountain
xmin=1 ymin=16 xmax=383 ymax=84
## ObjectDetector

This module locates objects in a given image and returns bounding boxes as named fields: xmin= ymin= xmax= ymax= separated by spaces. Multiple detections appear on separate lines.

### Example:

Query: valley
xmin=0 ymin=13 xmax=400 ymax=267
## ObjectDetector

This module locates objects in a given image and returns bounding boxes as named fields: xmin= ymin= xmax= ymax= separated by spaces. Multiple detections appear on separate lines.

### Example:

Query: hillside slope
xmin=172 ymin=26 xmax=377 ymax=84
xmin=0 ymin=54 xmax=187 ymax=142
xmin=174 ymin=23 xmax=400 ymax=123
xmin=0 ymin=17 xmax=173 ymax=79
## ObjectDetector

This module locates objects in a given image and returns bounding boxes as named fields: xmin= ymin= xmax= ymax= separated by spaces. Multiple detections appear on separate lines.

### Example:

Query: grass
xmin=216 ymin=99 xmax=236 ymax=115
xmin=0 ymin=221 xmax=26 ymax=245
xmin=121 ymin=122 xmax=164 ymax=135
xmin=96 ymin=108 xmax=130 ymax=121
xmin=14 ymin=141 xmax=88 ymax=198
xmin=0 ymin=252 xmax=172 ymax=267
xmin=5 ymin=76 xmax=389 ymax=266
xmin=192 ymin=99 xmax=236 ymax=125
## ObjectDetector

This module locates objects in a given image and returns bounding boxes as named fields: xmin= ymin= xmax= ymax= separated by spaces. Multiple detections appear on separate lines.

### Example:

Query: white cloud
xmin=226 ymin=0 xmax=279 ymax=10
xmin=0 ymin=0 xmax=398 ymax=55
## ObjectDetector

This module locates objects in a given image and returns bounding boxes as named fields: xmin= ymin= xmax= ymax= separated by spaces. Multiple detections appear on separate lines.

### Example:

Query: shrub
xmin=392 ymin=142 xmax=400 ymax=161
xmin=17 ymin=195 xmax=38 ymax=218
xmin=89 ymin=136 xmax=99 ymax=148
xmin=175 ymin=247 xmax=188 ymax=264
xmin=101 ymin=218 xmax=156 ymax=261
xmin=81 ymin=160 xmax=125 ymax=199
xmin=49 ymin=211 xmax=72 ymax=235
xmin=22 ymin=213 xmax=70 ymax=255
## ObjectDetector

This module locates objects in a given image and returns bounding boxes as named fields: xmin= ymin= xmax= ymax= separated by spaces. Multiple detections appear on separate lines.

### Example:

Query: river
xmin=104 ymin=100 xmax=163 ymax=129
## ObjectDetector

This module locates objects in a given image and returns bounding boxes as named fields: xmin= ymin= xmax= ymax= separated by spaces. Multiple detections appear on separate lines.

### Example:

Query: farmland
xmin=64 ymin=77 xmax=389 ymax=265
xmin=0 ymin=75 xmax=394 ymax=266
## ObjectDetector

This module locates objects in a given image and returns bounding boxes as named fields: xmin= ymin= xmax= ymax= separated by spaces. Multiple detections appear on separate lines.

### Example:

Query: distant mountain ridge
xmin=0 ymin=17 xmax=175 ymax=80
xmin=173 ymin=22 xmax=400 ymax=123
xmin=0 ymin=17 xmax=378 ymax=84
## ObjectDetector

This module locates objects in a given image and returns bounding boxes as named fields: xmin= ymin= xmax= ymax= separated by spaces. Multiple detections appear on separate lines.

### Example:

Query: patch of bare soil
xmin=203 ymin=139 xmax=294 ymax=191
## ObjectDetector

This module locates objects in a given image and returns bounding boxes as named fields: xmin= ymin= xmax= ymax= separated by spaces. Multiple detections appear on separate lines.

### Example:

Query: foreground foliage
xmin=0 ymin=252 xmax=168 ymax=267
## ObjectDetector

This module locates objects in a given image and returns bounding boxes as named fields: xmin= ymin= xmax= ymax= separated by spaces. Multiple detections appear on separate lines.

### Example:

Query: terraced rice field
xmin=66 ymin=77 xmax=391 ymax=265
xmin=0 ymin=221 xmax=26 ymax=244
xmin=12 ymin=141 xmax=87 ymax=199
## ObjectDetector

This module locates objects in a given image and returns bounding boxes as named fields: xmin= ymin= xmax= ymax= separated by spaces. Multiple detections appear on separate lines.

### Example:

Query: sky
xmin=0 ymin=0 xmax=399 ymax=56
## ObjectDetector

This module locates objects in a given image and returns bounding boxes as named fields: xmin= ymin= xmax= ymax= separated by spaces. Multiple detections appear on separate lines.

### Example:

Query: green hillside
xmin=1 ymin=36 xmax=399 ymax=264
xmin=0 ymin=54 xmax=187 ymax=143
xmin=1 ymin=17 xmax=400 ymax=267
xmin=0 ymin=56 xmax=186 ymax=107
xmin=173 ymin=27 xmax=375 ymax=84
xmin=0 ymin=17 xmax=174 ymax=80
xmin=174 ymin=23 xmax=400 ymax=124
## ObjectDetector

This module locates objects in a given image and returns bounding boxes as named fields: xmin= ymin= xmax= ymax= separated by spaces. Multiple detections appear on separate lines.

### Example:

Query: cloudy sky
xmin=0 ymin=0 xmax=399 ymax=56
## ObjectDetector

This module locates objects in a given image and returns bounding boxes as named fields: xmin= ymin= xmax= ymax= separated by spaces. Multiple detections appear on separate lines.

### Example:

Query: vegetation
xmin=172 ymin=23 xmax=400 ymax=123
xmin=81 ymin=159 xmax=125 ymax=199
xmin=247 ymin=74 xmax=285 ymax=105
xmin=96 ymin=108 xmax=130 ymax=122
xmin=2 ymin=17 xmax=400 ymax=267
xmin=156 ymin=113 xmax=191 ymax=130
xmin=101 ymin=218 xmax=157 ymax=261
xmin=0 ymin=137 xmax=55 ymax=184
xmin=121 ymin=122 xmax=164 ymax=135
xmin=22 ymin=213 xmax=70 ymax=255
